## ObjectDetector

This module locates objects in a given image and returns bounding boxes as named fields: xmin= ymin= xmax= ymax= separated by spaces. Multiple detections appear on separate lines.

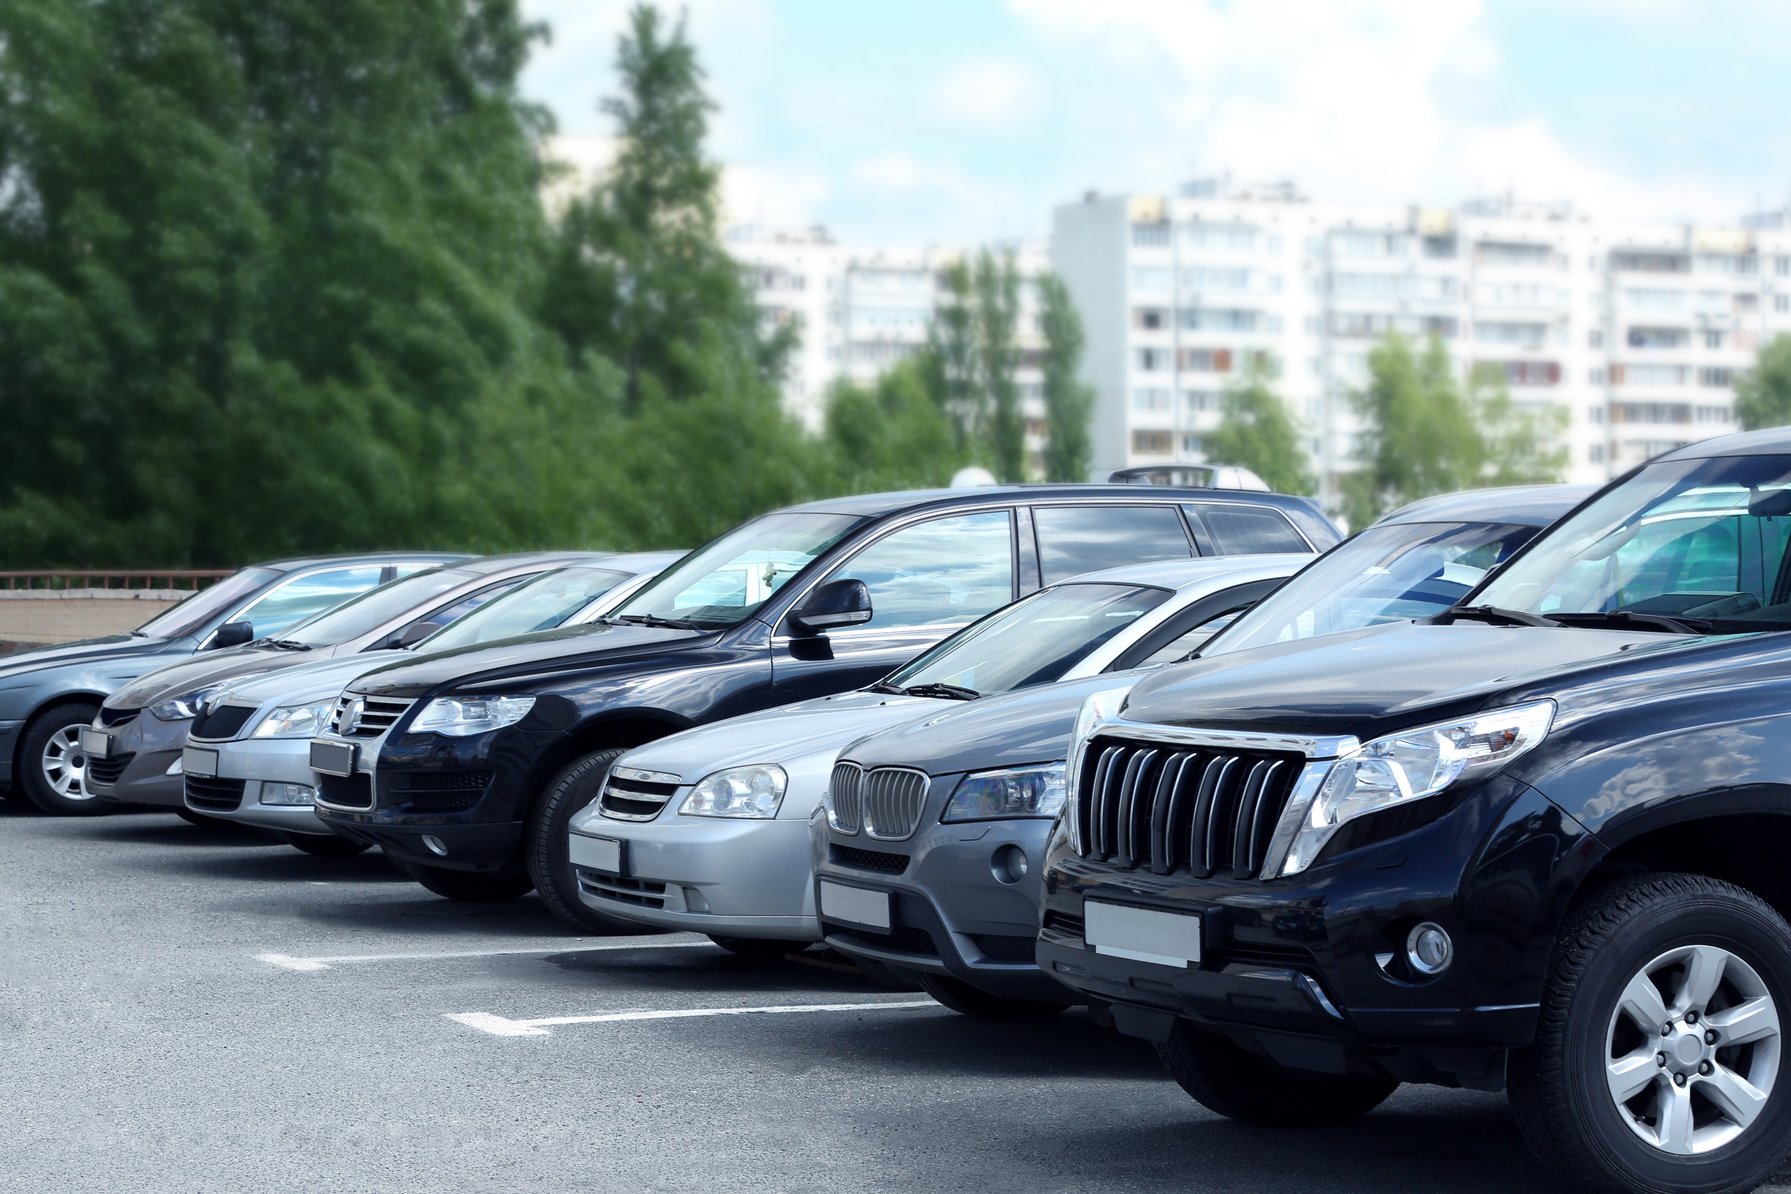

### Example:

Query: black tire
xmin=1509 ymin=873 xmax=1791 ymax=1194
xmin=918 ymin=973 xmax=1071 ymax=1021
xmin=709 ymin=935 xmax=810 ymax=960
xmin=527 ymin=748 xmax=641 ymax=932
xmin=391 ymin=857 xmax=535 ymax=902
xmin=1157 ymin=1022 xmax=1398 ymax=1126
xmin=279 ymin=831 xmax=371 ymax=857
xmin=17 ymin=700 xmax=105 ymax=816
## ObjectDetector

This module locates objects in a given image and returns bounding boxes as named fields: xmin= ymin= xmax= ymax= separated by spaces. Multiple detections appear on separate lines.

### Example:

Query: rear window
xmin=1033 ymin=504 xmax=1191 ymax=584
xmin=1190 ymin=503 xmax=1309 ymax=555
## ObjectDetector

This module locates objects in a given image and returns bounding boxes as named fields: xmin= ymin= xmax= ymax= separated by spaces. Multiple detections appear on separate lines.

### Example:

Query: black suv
xmin=1039 ymin=430 xmax=1791 ymax=1194
xmin=310 ymin=486 xmax=1337 ymax=927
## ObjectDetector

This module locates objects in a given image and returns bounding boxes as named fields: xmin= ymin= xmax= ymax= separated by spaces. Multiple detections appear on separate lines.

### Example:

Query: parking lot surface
xmin=4 ymin=803 xmax=1786 ymax=1194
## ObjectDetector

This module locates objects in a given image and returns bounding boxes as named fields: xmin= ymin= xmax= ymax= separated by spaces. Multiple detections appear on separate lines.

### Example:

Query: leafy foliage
xmin=1735 ymin=336 xmax=1791 ymax=432
xmin=1205 ymin=357 xmax=1314 ymax=495
xmin=1039 ymin=274 xmax=1095 ymax=482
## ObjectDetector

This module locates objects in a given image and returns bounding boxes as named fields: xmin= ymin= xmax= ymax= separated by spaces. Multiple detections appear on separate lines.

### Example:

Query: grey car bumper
xmin=184 ymin=736 xmax=328 ymax=833
xmin=88 ymin=713 xmax=187 ymax=807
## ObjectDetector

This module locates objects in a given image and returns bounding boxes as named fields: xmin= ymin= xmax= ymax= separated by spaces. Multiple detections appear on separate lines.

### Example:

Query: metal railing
xmin=0 ymin=570 xmax=233 ymax=592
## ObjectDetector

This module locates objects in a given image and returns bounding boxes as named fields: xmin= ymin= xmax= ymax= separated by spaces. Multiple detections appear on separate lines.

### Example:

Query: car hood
xmin=106 ymin=644 xmax=341 ymax=710
xmin=843 ymin=673 xmax=1138 ymax=776
xmin=1119 ymin=622 xmax=1706 ymax=741
xmin=349 ymin=621 xmax=705 ymax=698
xmin=0 ymin=634 xmax=176 ymax=685
xmin=614 ymin=690 xmax=936 ymax=784
xmin=212 ymin=650 xmax=410 ymax=711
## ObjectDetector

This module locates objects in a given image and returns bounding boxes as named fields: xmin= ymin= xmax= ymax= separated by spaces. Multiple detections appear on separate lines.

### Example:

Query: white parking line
xmin=256 ymin=936 xmax=714 ymax=972
xmin=447 ymin=999 xmax=940 ymax=1037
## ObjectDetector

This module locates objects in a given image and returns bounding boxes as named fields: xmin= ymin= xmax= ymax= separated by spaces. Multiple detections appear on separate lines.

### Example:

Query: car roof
xmin=780 ymin=484 xmax=1323 ymax=520
xmin=447 ymin=551 xmax=614 ymax=577
xmin=1655 ymin=427 xmax=1791 ymax=461
xmin=251 ymin=551 xmax=470 ymax=572
xmin=1373 ymin=484 xmax=1596 ymax=529
xmin=1052 ymin=553 xmax=1313 ymax=592
xmin=579 ymin=550 xmax=686 ymax=574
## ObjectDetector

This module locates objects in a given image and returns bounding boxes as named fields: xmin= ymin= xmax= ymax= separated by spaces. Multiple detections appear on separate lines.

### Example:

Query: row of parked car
xmin=10 ymin=430 xmax=1791 ymax=1194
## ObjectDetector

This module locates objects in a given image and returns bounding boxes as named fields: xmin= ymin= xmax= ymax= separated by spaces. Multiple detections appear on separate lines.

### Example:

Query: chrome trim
xmin=611 ymin=765 xmax=683 ymax=786
xmin=1256 ymin=760 xmax=1336 ymax=880
xmin=1090 ymin=714 xmax=1358 ymax=760
xmin=861 ymin=767 xmax=931 ymax=841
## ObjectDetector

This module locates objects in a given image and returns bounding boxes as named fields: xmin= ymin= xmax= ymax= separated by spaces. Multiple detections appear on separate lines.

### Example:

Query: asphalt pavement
xmin=3 ymin=800 xmax=1785 ymax=1194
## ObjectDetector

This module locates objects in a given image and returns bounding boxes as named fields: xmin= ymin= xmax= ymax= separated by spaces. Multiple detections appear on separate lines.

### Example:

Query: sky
xmin=519 ymin=0 xmax=1791 ymax=247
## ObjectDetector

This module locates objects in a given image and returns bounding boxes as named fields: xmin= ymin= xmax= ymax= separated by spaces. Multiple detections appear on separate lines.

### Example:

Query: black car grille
xmin=318 ymin=772 xmax=374 ymax=811
xmin=326 ymin=693 xmax=414 ymax=738
xmin=971 ymin=934 xmax=1037 ymax=964
xmin=191 ymin=703 xmax=257 ymax=741
xmin=598 ymin=773 xmax=679 ymax=821
xmin=828 ymin=762 xmax=930 ymax=840
xmin=833 ymin=925 xmax=938 ymax=958
xmin=185 ymin=775 xmax=246 ymax=812
xmin=97 ymin=706 xmax=139 ymax=728
xmin=828 ymin=844 xmax=909 ymax=875
xmin=391 ymin=773 xmax=490 ymax=814
xmin=576 ymin=870 xmax=668 ymax=909
xmin=1075 ymin=736 xmax=1306 ymax=878
xmin=88 ymin=753 xmax=134 ymax=786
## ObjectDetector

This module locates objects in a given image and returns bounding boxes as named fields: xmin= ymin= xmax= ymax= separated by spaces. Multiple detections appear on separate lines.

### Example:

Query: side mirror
xmin=392 ymin=621 xmax=438 ymax=649
xmin=789 ymin=579 xmax=872 ymax=635
xmin=210 ymin=621 xmax=253 ymax=649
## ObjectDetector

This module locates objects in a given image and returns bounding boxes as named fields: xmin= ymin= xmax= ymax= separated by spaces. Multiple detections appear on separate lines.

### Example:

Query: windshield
xmin=1203 ymin=520 xmax=1542 ymax=656
xmin=883 ymin=582 xmax=1170 ymax=695
xmin=422 ymin=566 xmax=629 ymax=651
xmin=134 ymin=567 xmax=281 ymax=639
xmin=282 ymin=568 xmax=473 ymax=647
xmin=615 ymin=511 xmax=863 ymax=630
xmin=1473 ymin=454 xmax=1791 ymax=631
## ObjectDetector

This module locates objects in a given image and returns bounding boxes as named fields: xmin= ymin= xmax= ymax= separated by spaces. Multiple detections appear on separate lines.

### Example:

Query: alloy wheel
xmin=41 ymin=725 xmax=93 ymax=802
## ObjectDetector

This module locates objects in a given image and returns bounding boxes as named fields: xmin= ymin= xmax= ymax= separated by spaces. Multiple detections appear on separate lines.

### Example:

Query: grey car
xmin=86 ymin=552 xmax=596 ymax=812
xmin=813 ymin=484 xmax=1592 ymax=1018
xmin=0 ymin=552 xmax=462 ymax=815
xmin=183 ymin=554 xmax=679 ymax=854
xmin=565 ymin=554 xmax=1309 ymax=949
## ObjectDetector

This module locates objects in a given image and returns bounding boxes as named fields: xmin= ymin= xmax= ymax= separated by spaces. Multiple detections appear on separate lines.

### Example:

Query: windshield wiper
xmin=262 ymin=639 xmax=313 ymax=651
xmin=612 ymin=613 xmax=705 ymax=631
xmin=1439 ymin=604 xmax=1560 ymax=628
xmin=1548 ymin=610 xmax=1713 ymax=635
xmin=867 ymin=681 xmax=905 ymax=695
xmin=903 ymin=682 xmax=979 ymax=701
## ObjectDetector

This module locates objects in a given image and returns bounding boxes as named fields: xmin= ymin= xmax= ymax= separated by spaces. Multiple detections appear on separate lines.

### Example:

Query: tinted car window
xmin=230 ymin=565 xmax=387 ymax=640
xmin=423 ymin=566 xmax=630 ymax=651
xmin=823 ymin=510 xmax=1015 ymax=631
xmin=620 ymin=511 xmax=862 ymax=630
xmin=1190 ymin=503 xmax=1310 ymax=555
xmin=884 ymin=582 xmax=1169 ymax=693
xmin=283 ymin=568 xmax=474 ymax=646
xmin=1034 ymin=505 xmax=1190 ymax=584
xmin=135 ymin=567 xmax=282 ymax=639
xmin=400 ymin=578 xmax=526 ymax=642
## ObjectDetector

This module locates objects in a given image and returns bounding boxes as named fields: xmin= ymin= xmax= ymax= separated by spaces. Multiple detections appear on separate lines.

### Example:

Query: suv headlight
xmin=942 ymin=764 xmax=1066 ymax=822
xmin=680 ymin=764 xmax=786 ymax=819
xmin=252 ymin=701 xmax=334 ymax=739
xmin=411 ymin=695 xmax=535 ymax=738
xmin=150 ymin=689 xmax=215 ymax=722
xmin=1281 ymin=699 xmax=1555 ymax=876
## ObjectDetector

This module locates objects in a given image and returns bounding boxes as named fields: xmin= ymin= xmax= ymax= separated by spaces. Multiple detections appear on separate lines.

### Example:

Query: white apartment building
xmin=727 ymin=225 xmax=1054 ymax=472
xmin=1052 ymin=178 xmax=1791 ymax=509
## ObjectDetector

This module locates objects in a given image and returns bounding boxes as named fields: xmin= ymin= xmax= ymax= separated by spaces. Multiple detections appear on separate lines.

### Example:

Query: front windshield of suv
xmin=1473 ymin=454 xmax=1791 ymax=631
xmin=421 ymin=566 xmax=629 ymax=651
xmin=882 ymin=582 xmax=1170 ymax=696
xmin=614 ymin=511 xmax=863 ymax=631
xmin=1202 ymin=520 xmax=1541 ymax=656
xmin=134 ymin=567 xmax=282 ymax=640
xmin=281 ymin=568 xmax=474 ymax=647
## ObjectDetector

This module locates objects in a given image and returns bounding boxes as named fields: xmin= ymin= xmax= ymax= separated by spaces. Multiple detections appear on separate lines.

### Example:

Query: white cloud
xmin=722 ymin=163 xmax=832 ymax=230
xmin=929 ymin=57 xmax=1045 ymax=130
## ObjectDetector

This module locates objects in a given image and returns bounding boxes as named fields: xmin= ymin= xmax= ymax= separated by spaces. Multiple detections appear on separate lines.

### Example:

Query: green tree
xmin=973 ymin=249 xmax=1024 ymax=481
xmin=821 ymin=360 xmax=968 ymax=492
xmin=1038 ymin=274 xmax=1095 ymax=482
xmin=1205 ymin=356 xmax=1315 ymax=495
xmin=1736 ymin=336 xmax=1791 ymax=431
xmin=921 ymin=259 xmax=978 ymax=453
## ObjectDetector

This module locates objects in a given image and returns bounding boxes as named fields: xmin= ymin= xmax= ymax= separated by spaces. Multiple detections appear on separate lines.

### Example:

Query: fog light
xmin=992 ymin=843 xmax=1029 ymax=885
xmin=165 ymin=758 xmax=184 ymax=776
xmin=259 ymin=782 xmax=316 ymax=807
xmin=1406 ymin=922 xmax=1453 ymax=975
xmin=422 ymin=834 xmax=448 ymax=857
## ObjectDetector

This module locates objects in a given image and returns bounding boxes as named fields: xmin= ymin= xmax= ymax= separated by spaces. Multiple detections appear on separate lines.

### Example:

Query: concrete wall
xmin=0 ymin=590 xmax=184 ymax=652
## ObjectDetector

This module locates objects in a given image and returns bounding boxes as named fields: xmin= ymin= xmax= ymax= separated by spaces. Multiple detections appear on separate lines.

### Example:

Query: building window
xmin=1130 ymin=430 xmax=1172 ymax=455
xmin=1589 ymin=329 xmax=1604 ymax=349
xmin=1180 ymin=434 xmax=1204 ymax=456
xmin=1131 ymin=388 xmax=1172 ymax=412
xmin=1698 ymin=367 xmax=1736 ymax=388
xmin=1704 ymin=330 xmax=1726 ymax=350
xmin=1777 ymin=294 xmax=1791 ymax=313
xmin=1589 ymin=444 xmax=1606 ymax=464
xmin=1134 ymin=307 xmax=1167 ymax=331
xmin=1132 ymin=223 xmax=1171 ymax=249
xmin=1135 ymin=348 xmax=1166 ymax=372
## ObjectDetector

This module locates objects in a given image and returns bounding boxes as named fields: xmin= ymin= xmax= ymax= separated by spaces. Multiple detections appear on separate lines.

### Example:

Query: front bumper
xmin=310 ymin=722 xmax=559 ymax=872
xmin=87 ymin=713 xmax=187 ymax=807
xmin=1035 ymin=778 xmax=1584 ymax=1089
xmin=816 ymin=818 xmax=1071 ymax=1003
xmin=571 ymin=815 xmax=820 ymax=940
xmin=186 ymin=736 xmax=331 ymax=834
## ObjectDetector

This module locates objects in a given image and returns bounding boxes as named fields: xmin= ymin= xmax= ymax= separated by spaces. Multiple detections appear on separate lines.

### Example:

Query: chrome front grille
xmin=829 ymin=763 xmax=929 ymax=841
xmin=327 ymin=692 xmax=414 ymax=738
xmin=1075 ymin=736 xmax=1305 ymax=878
xmin=598 ymin=768 xmax=680 ymax=822
xmin=191 ymin=702 xmax=257 ymax=742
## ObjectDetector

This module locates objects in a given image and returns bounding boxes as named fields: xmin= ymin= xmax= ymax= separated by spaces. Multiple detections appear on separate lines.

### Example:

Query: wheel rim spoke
xmin=1655 ymin=1082 xmax=1697 ymax=1154
xmin=1618 ymin=971 xmax=1668 ymax=1031
xmin=1678 ymin=944 xmax=1729 ymax=1014
xmin=1706 ymin=995 xmax=1781 ymax=1047
xmin=1607 ymin=1046 xmax=1661 ymax=1104
xmin=1702 ymin=1062 xmax=1770 ymax=1131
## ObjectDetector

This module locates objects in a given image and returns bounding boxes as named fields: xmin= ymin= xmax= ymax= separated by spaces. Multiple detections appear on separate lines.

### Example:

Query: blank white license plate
xmin=182 ymin=747 xmax=218 ymax=779
xmin=80 ymin=728 xmax=111 ymax=759
xmin=568 ymin=834 xmax=622 ymax=874
xmin=1084 ymin=901 xmax=1202 ymax=969
xmin=819 ymin=880 xmax=892 ymax=931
